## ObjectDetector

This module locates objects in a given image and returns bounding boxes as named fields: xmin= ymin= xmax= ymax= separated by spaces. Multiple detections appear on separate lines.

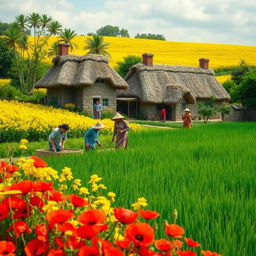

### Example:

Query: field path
xmin=140 ymin=124 xmax=174 ymax=129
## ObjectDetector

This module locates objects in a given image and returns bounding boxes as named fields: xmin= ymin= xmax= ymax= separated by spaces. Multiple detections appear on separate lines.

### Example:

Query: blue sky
xmin=0 ymin=0 xmax=255 ymax=45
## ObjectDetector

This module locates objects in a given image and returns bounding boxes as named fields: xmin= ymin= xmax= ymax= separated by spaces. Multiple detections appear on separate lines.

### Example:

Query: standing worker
xmin=84 ymin=122 xmax=105 ymax=150
xmin=160 ymin=107 xmax=167 ymax=122
xmin=182 ymin=108 xmax=192 ymax=128
xmin=111 ymin=113 xmax=130 ymax=149
xmin=48 ymin=124 xmax=69 ymax=152
xmin=93 ymin=100 xmax=102 ymax=119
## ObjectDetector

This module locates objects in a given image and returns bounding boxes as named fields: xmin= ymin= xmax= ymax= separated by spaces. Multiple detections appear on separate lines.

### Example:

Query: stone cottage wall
xmin=82 ymin=82 xmax=117 ymax=114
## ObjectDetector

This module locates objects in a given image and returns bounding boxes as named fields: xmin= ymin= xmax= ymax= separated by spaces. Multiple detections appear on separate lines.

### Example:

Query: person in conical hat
xmin=182 ymin=108 xmax=192 ymax=128
xmin=111 ymin=112 xmax=130 ymax=149
xmin=84 ymin=122 xmax=105 ymax=150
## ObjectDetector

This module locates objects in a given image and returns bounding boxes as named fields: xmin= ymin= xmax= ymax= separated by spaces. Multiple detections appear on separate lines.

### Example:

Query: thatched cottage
xmin=117 ymin=53 xmax=230 ymax=120
xmin=36 ymin=44 xmax=128 ymax=113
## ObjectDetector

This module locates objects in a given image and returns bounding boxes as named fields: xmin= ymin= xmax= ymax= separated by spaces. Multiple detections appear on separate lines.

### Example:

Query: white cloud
xmin=0 ymin=0 xmax=255 ymax=45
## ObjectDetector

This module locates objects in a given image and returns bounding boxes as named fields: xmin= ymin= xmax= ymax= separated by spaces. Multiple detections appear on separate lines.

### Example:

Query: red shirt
xmin=161 ymin=108 xmax=166 ymax=117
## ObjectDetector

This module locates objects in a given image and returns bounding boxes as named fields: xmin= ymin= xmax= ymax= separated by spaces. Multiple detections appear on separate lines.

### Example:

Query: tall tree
xmin=0 ymin=22 xmax=10 ymax=35
xmin=84 ymin=35 xmax=110 ymax=57
xmin=119 ymin=28 xmax=130 ymax=38
xmin=96 ymin=25 xmax=120 ymax=37
xmin=0 ymin=39 xmax=14 ymax=78
xmin=3 ymin=13 xmax=77 ymax=94
xmin=115 ymin=55 xmax=141 ymax=77
xmin=135 ymin=33 xmax=166 ymax=40
xmin=59 ymin=28 xmax=78 ymax=51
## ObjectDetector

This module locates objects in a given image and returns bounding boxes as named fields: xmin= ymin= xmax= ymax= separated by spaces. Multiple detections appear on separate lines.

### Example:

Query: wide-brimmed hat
xmin=112 ymin=112 xmax=125 ymax=120
xmin=92 ymin=122 xmax=105 ymax=129
xmin=184 ymin=108 xmax=191 ymax=112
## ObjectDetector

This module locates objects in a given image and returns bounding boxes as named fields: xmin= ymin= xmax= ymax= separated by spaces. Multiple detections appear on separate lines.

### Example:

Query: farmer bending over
xmin=84 ymin=122 xmax=105 ymax=150
xmin=49 ymin=124 xmax=69 ymax=152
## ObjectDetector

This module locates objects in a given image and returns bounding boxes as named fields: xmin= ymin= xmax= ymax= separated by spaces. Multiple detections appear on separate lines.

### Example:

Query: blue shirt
xmin=84 ymin=128 xmax=99 ymax=149
xmin=49 ymin=128 xmax=67 ymax=146
xmin=93 ymin=103 xmax=102 ymax=111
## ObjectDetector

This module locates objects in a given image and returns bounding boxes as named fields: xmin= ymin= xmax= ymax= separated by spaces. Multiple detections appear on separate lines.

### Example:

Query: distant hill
xmin=30 ymin=36 xmax=256 ymax=69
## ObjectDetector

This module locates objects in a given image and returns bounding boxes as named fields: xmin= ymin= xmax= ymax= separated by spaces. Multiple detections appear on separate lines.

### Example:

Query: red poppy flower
xmin=138 ymin=210 xmax=160 ymax=220
xmin=7 ymin=180 xmax=33 ymax=195
xmin=185 ymin=238 xmax=200 ymax=247
xmin=47 ymin=209 xmax=73 ymax=228
xmin=2 ymin=196 xmax=26 ymax=210
xmin=0 ymin=203 xmax=9 ymax=220
xmin=125 ymin=222 xmax=155 ymax=247
xmin=77 ymin=224 xmax=107 ymax=240
xmin=114 ymin=207 xmax=138 ymax=224
xmin=103 ymin=245 xmax=124 ymax=256
xmin=5 ymin=164 xmax=18 ymax=174
xmin=7 ymin=220 xmax=32 ymax=237
xmin=30 ymin=196 xmax=44 ymax=209
xmin=155 ymin=239 xmax=172 ymax=251
xmin=78 ymin=209 xmax=106 ymax=225
xmin=78 ymin=246 xmax=99 ymax=256
xmin=176 ymin=251 xmax=196 ymax=256
xmin=165 ymin=224 xmax=185 ymax=238
xmin=31 ymin=156 xmax=48 ymax=168
xmin=35 ymin=224 xmax=48 ymax=242
xmin=115 ymin=239 xmax=131 ymax=249
xmin=173 ymin=240 xmax=184 ymax=250
xmin=45 ymin=190 xmax=64 ymax=202
xmin=48 ymin=249 xmax=65 ymax=256
xmin=0 ymin=241 xmax=16 ymax=256
xmin=24 ymin=238 xmax=48 ymax=256
xmin=33 ymin=181 xmax=53 ymax=192
xmin=201 ymin=250 xmax=223 ymax=256
xmin=67 ymin=194 xmax=88 ymax=207
xmin=138 ymin=246 xmax=161 ymax=256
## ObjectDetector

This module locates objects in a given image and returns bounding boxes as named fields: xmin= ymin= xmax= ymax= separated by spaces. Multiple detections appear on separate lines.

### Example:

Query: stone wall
xmin=140 ymin=103 xmax=159 ymax=120
xmin=82 ymin=82 xmax=117 ymax=114
xmin=224 ymin=108 xmax=245 ymax=122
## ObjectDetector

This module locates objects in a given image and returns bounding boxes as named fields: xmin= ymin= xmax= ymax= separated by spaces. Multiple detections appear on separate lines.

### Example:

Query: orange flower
xmin=30 ymin=196 xmax=44 ymax=209
xmin=201 ymin=250 xmax=223 ymax=256
xmin=45 ymin=190 xmax=64 ymax=202
xmin=33 ymin=181 xmax=53 ymax=192
xmin=31 ymin=156 xmax=48 ymax=168
xmin=6 ymin=180 xmax=33 ymax=195
xmin=47 ymin=209 xmax=73 ymax=228
xmin=48 ymin=249 xmax=65 ymax=256
xmin=67 ymin=194 xmax=88 ymax=207
xmin=78 ymin=209 xmax=106 ymax=226
xmin=0 ymin=241 xmax=16 ymax=256
xmin=125 ymin=222 xmax=154 ymax=247
xmin=165 ymin=224 xmax=185 ymax=238
xmin=176 ymin=251 xmax=196 ymax=256
xmin=138 ymin=210 xmax=160 ymax=220
xmin=185 ymin=238 xmax=201 ymax=247
xmin=78 ymin=246 xmax=99 ymax=256
xmin=155 ymin=239 xmax=172 ymax=251
xmin=115 ymin=239 xmax=131 ymax=249
xmin=77 ymin=224 xmax=107 ymax=240
xmin=114 ymin=207 xmax=138 ymax=224
xmin=35 ymin=224 xmax=48 ymax=242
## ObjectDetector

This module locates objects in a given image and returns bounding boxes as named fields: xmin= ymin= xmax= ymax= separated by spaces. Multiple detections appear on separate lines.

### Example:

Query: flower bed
xmin=0 ymin=100 xmax=141 ymax=142
xmin=0 ymin=156 xmax=222 ymax=256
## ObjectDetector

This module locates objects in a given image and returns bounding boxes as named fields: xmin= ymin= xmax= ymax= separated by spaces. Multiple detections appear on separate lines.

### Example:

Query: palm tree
xmin=3 ymin=23 xmax=24 ymax=50
xmin=40 ymin=14 xmax=52 ymax=29
xmin=84 ymin=35 xmax=110 ymax=57
xmin=48 ymin=42 xmax=59 ymax=57
xmin=15 ymin=15 xmax=28 ymax=32
xmin=47 ymin=21 xmax=62 ymax=35
xmin=58 ymin=28 xmax=78 ymax=51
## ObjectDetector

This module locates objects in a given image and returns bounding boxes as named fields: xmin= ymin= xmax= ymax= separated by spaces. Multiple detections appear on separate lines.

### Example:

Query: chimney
xmin=58 ymin=43 xmax=70 ymax=56
xmin=199 ymin=58 xmax=209 ymax=69
xmin=142 ymin=53 xmax=154 ymax=66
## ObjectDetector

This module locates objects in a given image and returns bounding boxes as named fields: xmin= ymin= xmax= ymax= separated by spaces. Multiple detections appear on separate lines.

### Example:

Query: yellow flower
xmin=91 ymin=183 xmax=99 ymax=192
xmin=79 ymin=187 xmax=89 ymax=195
xmin=73 ymin=179 xmax=82 ymax=190
xmin=97 ymin=184 xmax=107 ymax=190
xmin=59 ymin=167 xmax=73 ymax=182
xmin=108 ymin=192 xmax=116 ymax=202
xmin=0 ymin=190 xmax=22 ymax=196
xmin=64 ymin=230 xmax=73 ymax=236
xmin=68 ymin=220 xmax=79 ymax=226
xmin=20 ymin=139 xmax=29 ymax=145
xmin=89 ymin=174 xmax=102 ymax=184
xmin=131 ymin=197 xmax=148 ymax=210
xmin=19 ymin=144 xmax=27 ymax=150
xmin=59 ymin=184 xmax=68 ymax=191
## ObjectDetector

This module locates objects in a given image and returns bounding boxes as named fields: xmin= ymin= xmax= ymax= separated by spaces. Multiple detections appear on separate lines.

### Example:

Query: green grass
xmin=44 ymin=122 xmax=256 ymax=256
xmin=133 ymin=120 xmax=219 ymax=128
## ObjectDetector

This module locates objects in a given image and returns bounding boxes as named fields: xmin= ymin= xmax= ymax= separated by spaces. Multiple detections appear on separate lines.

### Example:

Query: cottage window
xmin=103 ymin=98 xmax=109 ymax=107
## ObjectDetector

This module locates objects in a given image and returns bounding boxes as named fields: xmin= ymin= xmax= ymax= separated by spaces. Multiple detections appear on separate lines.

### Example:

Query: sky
xmin=0 ymin=0 xmax=255 ymax=45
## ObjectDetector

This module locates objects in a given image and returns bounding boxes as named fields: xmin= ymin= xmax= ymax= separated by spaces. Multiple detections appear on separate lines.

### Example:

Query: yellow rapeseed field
xmin=37 ymin=36 xmax=256 ymax=69
xmin=216 ymin=75 xmax=231 ymax=83
xmin=0 ymin=79 xmax=11 ymax=86
xmin=0 ymin=100 xmax=141 ymax=142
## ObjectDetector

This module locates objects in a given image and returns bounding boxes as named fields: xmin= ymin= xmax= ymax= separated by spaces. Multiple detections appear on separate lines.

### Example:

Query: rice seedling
xmin=46 ymin=122 xmax=256 ymax=256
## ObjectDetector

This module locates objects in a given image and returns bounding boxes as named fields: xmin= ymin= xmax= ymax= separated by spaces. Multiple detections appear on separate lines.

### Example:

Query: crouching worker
xmin=49 ymin=124 xmax=69 ymax=152
xmin=84 ymin=122 xmax=105 ymax=150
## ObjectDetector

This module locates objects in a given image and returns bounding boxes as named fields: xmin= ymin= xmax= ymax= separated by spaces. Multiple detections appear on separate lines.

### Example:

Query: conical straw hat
xmin=92 ymin=122 xmax=105 ymax=129
xmin=112 ymin=112 xmax=125 ymax=120
xmin=184 ymin=108 xmax=191 ymax=112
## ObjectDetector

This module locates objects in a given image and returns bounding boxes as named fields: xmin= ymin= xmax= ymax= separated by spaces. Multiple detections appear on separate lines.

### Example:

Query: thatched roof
xmin=119 ymin=63 xmax=230 ymax=103
xmin=35 ymin=54 xmax=128 ymax=89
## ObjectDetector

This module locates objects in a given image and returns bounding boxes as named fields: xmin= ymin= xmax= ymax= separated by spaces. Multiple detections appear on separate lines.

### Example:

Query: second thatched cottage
xmin=117 ymin=53 xmax=231 ymax=120
xmin=36 ymin=44 xmax=128 ymax=113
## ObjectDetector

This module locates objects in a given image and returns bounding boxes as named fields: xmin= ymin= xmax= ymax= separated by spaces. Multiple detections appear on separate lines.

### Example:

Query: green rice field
xmin=46 ymin=122 xmax=256 ymax=256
